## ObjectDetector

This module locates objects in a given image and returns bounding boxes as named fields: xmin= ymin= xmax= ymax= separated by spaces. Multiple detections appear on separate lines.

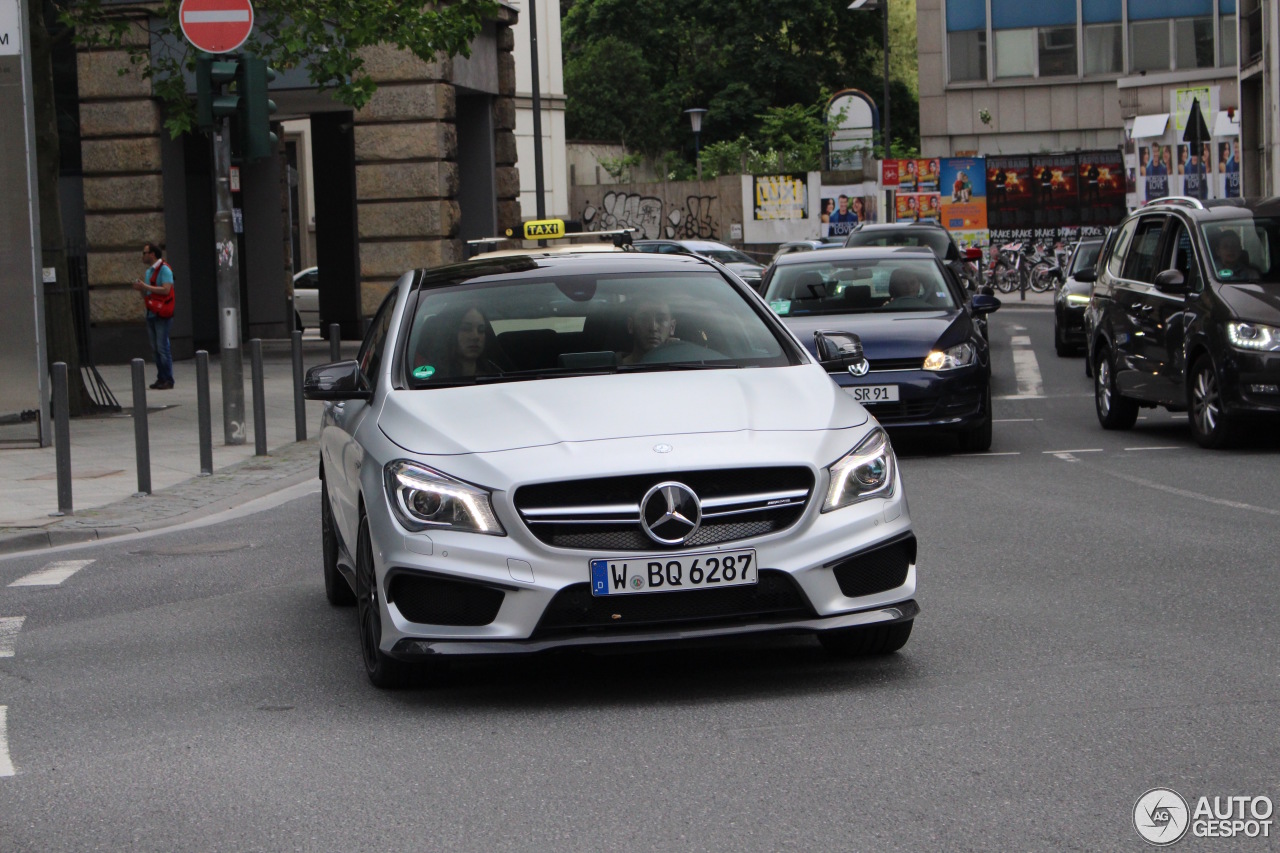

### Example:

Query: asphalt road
xmin=1 ymin=305 xmax=1278 ymax=852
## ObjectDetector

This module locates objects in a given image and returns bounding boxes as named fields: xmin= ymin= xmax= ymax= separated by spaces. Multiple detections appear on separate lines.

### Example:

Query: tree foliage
xmin=59 ymin=0 xmax=502 ymax=137
xmin=563 ymin=0 xmax=920 ymax=164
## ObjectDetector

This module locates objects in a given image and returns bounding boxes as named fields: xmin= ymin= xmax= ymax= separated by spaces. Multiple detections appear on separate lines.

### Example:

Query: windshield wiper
xmin=617 ymin=362 xmax=740 ymax=372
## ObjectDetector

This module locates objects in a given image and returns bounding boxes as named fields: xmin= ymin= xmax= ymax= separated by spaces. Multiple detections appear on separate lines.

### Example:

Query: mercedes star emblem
xmin=639 ymin=481 xmax=702 ymax=545
xmin=653 ymin=443 xmax=673 ymax=453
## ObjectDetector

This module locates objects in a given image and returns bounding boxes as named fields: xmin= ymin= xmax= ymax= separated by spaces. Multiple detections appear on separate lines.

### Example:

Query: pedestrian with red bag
xmin=133 ymin=242 xmax=175 ymax=390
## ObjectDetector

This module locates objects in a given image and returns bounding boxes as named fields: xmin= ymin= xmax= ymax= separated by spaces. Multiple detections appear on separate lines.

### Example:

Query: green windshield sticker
xmin=1219 ymin=269 xmax=1233 ymax=278
xmin=769 ymin=300 xmax=792 ymax=316
xmin=413 ymin=365 xmax=436 ymax=379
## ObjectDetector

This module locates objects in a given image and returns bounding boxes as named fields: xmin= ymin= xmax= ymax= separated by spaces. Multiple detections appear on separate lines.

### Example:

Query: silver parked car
xmin=304 ymin=250 xmax=918 ymax=687
xmin=633 ymin=239 xmax=767 ymax=290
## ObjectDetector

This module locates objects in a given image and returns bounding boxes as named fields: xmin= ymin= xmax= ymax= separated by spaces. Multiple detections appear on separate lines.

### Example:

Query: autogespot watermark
xmin=1134 ymin=787 xmax=1274 ymax=845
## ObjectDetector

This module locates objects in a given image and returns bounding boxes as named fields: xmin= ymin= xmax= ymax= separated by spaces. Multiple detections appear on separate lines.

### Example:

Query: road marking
xmin=1007 ymin=333 xmax=1045 ymax=398
xmin=994 ymin=418 xmax=1042 ymax=423
xmin=9 ymin=559 xmax=94 ymax=587
xmin=1011 ymin=325 xmax=1027 ymax=331
xmin=1043 ymin=449 xmax=1104 ymax=454
xmin=1124 ymin=446 xmax=1182 ymax=451
xmin=1096 ymin=470 xmax=1280 ymax=517
xmin=0 ymin=617 xmax=24 ymax=658
xmin=0 ymin=707 xmax=13 ymax=777
xmin=1010 ymin=335 xmax=1032 ymax=346
xmin=953 ymin=451 xmax=1022 ymax=457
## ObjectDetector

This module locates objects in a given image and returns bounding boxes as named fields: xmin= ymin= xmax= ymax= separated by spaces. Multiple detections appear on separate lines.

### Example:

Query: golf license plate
xmin=590 ymin=550 xmax=757 ymax=596
xmin=845 ymin=384 xmax=899 ymax=404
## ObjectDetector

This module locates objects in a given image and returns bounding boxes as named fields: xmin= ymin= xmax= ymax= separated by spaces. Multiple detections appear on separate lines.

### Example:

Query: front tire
xmin=1054 ymin=320 xmax=1073 ymax=357
xmin=1188 ymin=355 xmax=1237 ymax=448
xmin=819 ymin=619 xmax=913 ymax=657
xmin=356 ymin=513 xmax=415 ymax=688
xmin=322 ymin=479 xmax=355 ymax=606
xmin=1094 ymin=344 xmax=1138 ymax=430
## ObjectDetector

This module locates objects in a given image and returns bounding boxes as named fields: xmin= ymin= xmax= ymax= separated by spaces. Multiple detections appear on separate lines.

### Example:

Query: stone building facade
xmin=72 ymin=5 xmax=522 ymax=361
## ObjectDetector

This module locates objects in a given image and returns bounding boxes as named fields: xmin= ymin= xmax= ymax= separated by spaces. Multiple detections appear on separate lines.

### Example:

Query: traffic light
xmin=194 ymin=53 xmax=278 ymax=162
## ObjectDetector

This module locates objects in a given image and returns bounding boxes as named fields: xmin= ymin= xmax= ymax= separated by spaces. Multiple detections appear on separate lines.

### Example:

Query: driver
xmin=885 ymin=269 xmax=926 ymax=307
xmin=622 ymin=297 xmax=677 ymax=364
xmin=1213 ymin=231 xmax=1257 ymax=279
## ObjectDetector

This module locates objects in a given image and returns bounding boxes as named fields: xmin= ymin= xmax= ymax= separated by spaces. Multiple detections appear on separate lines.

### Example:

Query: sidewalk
xmin=988 ymin=287 xmax=1054 ymax=307
xmin=0 ymin=338 xmax=355 ymax=554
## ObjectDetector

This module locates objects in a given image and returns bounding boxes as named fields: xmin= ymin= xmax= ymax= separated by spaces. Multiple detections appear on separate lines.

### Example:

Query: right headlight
xmin=1226 ymin=322 xmax=1280 ymax=352
xmin=823 ymin=428 xmax=896 ymax=512
xmin=384 ymin=461 xmax=505 ymax=535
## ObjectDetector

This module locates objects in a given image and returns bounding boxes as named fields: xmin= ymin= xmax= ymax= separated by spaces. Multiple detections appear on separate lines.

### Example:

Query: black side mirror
xmin=1074 ymin=268 xmax=1097 ymax=283
xmin=814 ymin=330 xmax=867 ymax=372
xmin=970 ymin=294 xmax=1001 ymax=314
xmin=1154 ymin=268 xmax=1189 ymax=294
xmin=304 ymin=360 xmax=371 ymax=401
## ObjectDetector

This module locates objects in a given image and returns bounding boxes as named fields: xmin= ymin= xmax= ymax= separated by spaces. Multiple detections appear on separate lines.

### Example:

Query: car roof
xmin=1137 ymin=196 xmax=1280 ymax=221
xmin=771 ymin=246 xmax=940 ymax=265
xmin=417 ymin=249 xmax=722 ymax=289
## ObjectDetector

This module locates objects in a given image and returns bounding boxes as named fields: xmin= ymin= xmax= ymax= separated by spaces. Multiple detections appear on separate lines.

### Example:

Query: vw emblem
xmin=639 ymin=481 xmax=702 ymax=545
xmin=847 ymin=358 xmax=870 ymax=377
xmin=653 ymin=443 xmax=673 ymax=454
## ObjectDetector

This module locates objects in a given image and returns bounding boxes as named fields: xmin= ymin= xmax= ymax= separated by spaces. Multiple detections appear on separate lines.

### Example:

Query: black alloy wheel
xmin=818 ymin=620 xmax=913 ymax=657
xmin=322 ymin=478 xmax=355 ymax=606
xmin=1094 ymin=345 xmax=1138 ymax=430
xmin=1188 ymin=355 xmax=1237 ymax=449
xmin=356 ymin=514 xmax=414 ymax=688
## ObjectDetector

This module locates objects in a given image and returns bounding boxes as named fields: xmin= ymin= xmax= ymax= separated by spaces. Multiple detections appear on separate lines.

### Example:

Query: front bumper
xmin=1221 ymin=348 xmax=1280 ymax=415
xmin=366 ymin=466 xmax=916 ymax=655
xmin=830 ymin=366 xmax=989 ymax=430
xmin=1056 ymin=303 xmax=1087 ymax=339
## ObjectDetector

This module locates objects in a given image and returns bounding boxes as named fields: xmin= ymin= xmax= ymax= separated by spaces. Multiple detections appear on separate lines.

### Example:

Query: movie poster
xmin=1076 ymin=150 xmax=1126 ymax=226
xmin=1219 ymin=138 xmax=1241 ymax=198
xmin=916 ymin=158 xmax=941 ymax=193
xmin=1029 ymin=155 xmax=1079 ymax=235
xmin=819 ymin=185 xmax=876 ymax=237
xmin=986 ymin=156 xmax=1033 ymax=240
xmin=897 ymin=159 xmax=919 ymax=193
xmin=1140 ymin=141 xmax=1173 ymax=201
xmin=895 ymin=193 xmax=941 ymax=223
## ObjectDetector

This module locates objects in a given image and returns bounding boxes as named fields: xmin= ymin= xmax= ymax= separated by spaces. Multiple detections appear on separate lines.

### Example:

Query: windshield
xmin=763 ymin=257 xmax=961 ymax=316
xmin=404 ymin=271 xmax=795 ymax=387
xmin=1070 ymin=242 xmax=1102 ymax=275
xmin=1201 ymin=218 xmax=1280 ymax=284
xmin=843 ymin=229 xmax=952 ymax=259
xmin=701 ymin=249 xmax=758 ymax=266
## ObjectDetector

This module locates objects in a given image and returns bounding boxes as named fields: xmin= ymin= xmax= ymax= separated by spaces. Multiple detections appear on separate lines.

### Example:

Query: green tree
xmin=563 ymin=0 xmax=919 ymax=163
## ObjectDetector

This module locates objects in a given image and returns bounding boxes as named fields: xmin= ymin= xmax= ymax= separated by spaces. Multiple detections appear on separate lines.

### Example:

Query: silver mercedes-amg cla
xmin=305 ymin=250 xmax=917 ymax=687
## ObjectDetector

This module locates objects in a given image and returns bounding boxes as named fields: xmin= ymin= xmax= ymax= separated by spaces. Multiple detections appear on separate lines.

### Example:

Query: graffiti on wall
xmin=581 ymin=191 xmax=719 ymax=240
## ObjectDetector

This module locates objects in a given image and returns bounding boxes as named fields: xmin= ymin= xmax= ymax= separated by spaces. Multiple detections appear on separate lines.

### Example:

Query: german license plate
xmin=590 ymin=550 xmax=757 ymax=596
xmin=845 ymin=384 xmax=899 ymax=403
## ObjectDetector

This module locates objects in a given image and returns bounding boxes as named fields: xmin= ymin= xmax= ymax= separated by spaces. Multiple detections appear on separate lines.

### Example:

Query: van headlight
xmin=823 ymin=428 xmax=896 ymax=512
xmin=923 ymin=342 xmax=977 ymax=371
xmin=385 ymin=461 xmax=505 ymax=535
xmin=1226 ymin=322 xmax=1280 ymax=352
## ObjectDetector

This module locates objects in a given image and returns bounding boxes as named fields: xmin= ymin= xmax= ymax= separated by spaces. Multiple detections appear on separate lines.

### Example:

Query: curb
xmin=0 ymin=440 xmax=319 ymax=556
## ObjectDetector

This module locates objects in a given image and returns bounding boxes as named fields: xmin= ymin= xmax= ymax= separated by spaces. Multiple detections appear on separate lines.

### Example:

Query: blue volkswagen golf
xmin=762 ymin=247 xmax=1001 ymax=451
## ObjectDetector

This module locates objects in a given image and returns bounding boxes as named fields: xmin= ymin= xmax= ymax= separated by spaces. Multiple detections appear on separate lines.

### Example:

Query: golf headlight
xmin=923 ymin=342 xmax=977 ymax=371
xmin=1227 ymin=322 xmax=1280 ymax=352
xmin=1065 ymin=293 xmax=1090 ymax=305
xmin=823 ymin=428 xmax=896 ymax=512
xmin=385 ymin=461 xmax=505 ymax=535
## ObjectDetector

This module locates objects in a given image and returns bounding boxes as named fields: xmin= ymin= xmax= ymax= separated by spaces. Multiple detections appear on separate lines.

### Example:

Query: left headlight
xmin=1065 ymin=293 xmax=1090 ymax=305
xmin=823 ymin=428 xmax=896 ymax=512
xmin=385 ymin=461 xmax=505 ymax=535
xmin=923 ymin=342 xmax=977 ymax=371
xmin=1226 ymin=322 xmax=1280 ymax=352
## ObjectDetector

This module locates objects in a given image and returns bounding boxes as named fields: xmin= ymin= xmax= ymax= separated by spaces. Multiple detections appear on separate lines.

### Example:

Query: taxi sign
xmin=522 ymin=219 xmax=566 ymax=240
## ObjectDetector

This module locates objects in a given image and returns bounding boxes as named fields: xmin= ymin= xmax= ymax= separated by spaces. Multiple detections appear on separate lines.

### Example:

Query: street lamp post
xmin=849 ymin=0 xmax=890 ymax=157
xmin=684 ymin=108 xmax=708 ymax=181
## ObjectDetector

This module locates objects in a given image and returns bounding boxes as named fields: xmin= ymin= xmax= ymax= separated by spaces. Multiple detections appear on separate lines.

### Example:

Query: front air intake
xmin=828 ymin=535 xmax=915 ymax=598
xmin=387 ymin=572 xmax=505 ymax=626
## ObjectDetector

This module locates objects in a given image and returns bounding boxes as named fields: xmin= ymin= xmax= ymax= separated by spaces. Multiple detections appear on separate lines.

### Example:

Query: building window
xmin=1219 ymin=14 xmax=1237 ymax=66
xmin=1038 ymin=26 xmax=1078 ymax=76
xmin=1131 ymin=20 xmax=1171 ymax=71
xmin=1174 ymin=17 xmax=1215 ymax=68
xmin=948 ymin=30 xmax=988 ymax=81
xmin=1084 ymin=23 xmax=1123 ymax=73
xmin=994 ymin=28 xmax=1035 ymax=78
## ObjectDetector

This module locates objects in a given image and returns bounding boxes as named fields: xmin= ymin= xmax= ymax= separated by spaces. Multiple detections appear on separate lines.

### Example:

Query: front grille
xmin=868 ymin=357 xmax=922 ymax=372
xmin=864 ymin=398 xmax=938 ymax=422
xmin=387 ymin=572 xmax=505 ymax=626
xmin=532 ymin=569 xmax=813 ymax=638
xmin=829 ymin=535 xmax=915 ymax=598
xmin=515 ymin=467 xmax=814 ymax=551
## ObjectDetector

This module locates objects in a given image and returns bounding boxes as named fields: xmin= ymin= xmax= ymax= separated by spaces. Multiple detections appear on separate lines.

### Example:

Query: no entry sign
xmin=179 ymin=0 xmax=254 ymax=54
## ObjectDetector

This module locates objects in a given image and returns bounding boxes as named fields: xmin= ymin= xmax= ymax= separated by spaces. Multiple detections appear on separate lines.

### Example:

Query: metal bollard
xmin=291 ymin=330 xmax=307 ymax=441
xmin=196 ymin=350 xmax=213 ymax=476
xmin=329 ymin=323 xmax=341 ymax=362
xmin=130 ymin=359 xmax=151 ymax=495
xmin=51 ymin=362 xmax=72 ymax=516
xmin=250 ymin=338 xmax=267 ymax=456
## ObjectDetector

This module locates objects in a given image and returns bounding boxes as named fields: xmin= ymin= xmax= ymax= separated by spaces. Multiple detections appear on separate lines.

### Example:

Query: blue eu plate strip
xmin=590 ymin=560 xmax=610 ymax=595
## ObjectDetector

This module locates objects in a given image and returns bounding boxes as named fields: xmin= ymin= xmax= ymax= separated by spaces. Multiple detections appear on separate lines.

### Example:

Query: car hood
xmin=378 ymin=366 xmax=867 ymax=455
xmin=780 ymin=310 xmax=971 ymax=360
xmin=1216 ymin=283 xmax=1280 ymax=323
xmin=725 ymin=262 xmax=764 ymax=278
